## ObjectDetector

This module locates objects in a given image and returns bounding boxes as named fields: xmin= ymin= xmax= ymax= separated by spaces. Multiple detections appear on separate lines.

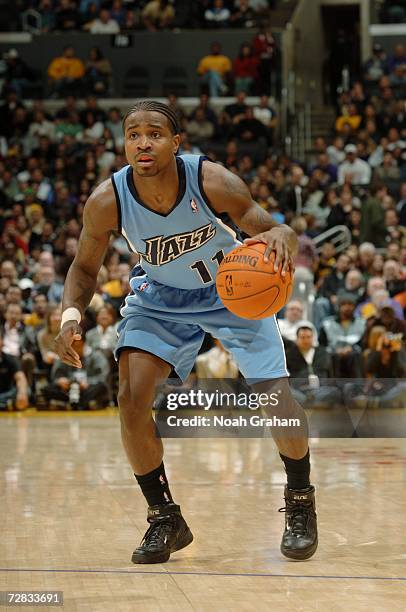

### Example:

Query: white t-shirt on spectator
xmin=90 ymin=19 xmax=120 ymax=34
xmin=84 ymin=121 xmax=105 ymax=141
xmin=253 ymin=106 xmax=275 ymax=126
xmin=337 ymin=158 xmax=372 ymax=185
xmin=204 ymin=8 xmax=230 ymax=22
xmin=327 ymin=145 xmax=345 ymax=166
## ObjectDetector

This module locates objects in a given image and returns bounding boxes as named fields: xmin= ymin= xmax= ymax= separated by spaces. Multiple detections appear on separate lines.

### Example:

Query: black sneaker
xmin=131 ymin=503 xmax=193 ymax=564
xmin=279 ymin=485 xmax=318 ymax=560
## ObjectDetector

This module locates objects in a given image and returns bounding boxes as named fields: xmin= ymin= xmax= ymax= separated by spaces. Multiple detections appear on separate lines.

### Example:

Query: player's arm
xmin=55 ymin=180 xmax=118 ymax=368
xmin=202 ymin=160 xmax=298 ymax=274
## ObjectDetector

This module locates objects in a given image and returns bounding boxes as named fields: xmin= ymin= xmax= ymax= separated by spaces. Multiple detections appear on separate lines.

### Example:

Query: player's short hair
xmin=122 ymin=101 xmax=179 ymax=135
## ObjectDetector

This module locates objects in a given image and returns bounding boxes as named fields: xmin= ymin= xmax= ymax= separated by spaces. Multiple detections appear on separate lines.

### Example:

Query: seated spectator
xmin=142 ymin=0 xmax=175 ymax=31
xmin=197 ymin=42 xmax=232 ymax=97
xmin=314 ymin=241 xmax=336 ymax=288
xmin=3 ymin=48 xmax=36 ymax=98
xmin=38 ymin=0 xmax=56 ymax=33
xmin=360 ymin=184 xmax=390 ymax=248
xmin=318 ymin=252 xmax=351 ymax=302
xmin=86 ymin=8 xmax=120 ymax=33
xmin=232 ymin=106 xmax=268 ymax=143
xmin=383 ymin=259 xmax=405 ymax=296
xmin=34 ymin=266 xmax=64 ymax=304
xmin=79 ymin=95 xmax=107 ymax=125
xmin=335 ymin=104 xmax=362 ymax=135
xmin=55 ymin=0 xmax=80 ymax=31
xmin=326 ymin=187 xmax=359 ymax=228
xmin=363 ymin=43 xmax=388 ymax=86
xmin=84 ymin=47 xmax=112 ymax=96
xmin=319 ymin=294 xmax=366 ymax=378
xmin=0 ymin=329 xmax=29 ymax=410
xmin=195 ymin=339 xmax=239 ymax=379
xmin=285 ymin=326 xmax=340 ymax=407
xmin=290 ymin=216 xmax=319 ymax=277
xmin=47 ymin=46 xmax=85 ymax=98
xmin=204 ymin=0 xmax=231 ymax=28
xmin=362 ymin=303 xmax=406 ymax=351
xmin=186 ymin=108 xmax=214 ymax=145
xmin=106 ymin=107 xmax=124 ymax=148
xmin=85 ymin=304 xmax=117 ymax=356
xmin=1 ymin=302 xmax=38 ymax=388
xmin=277 ymin=300 xmax=317 ymax=344
xmin=313 ymin=252 xmax=352 ymax=330
xmin=24 ymin=293 xmax=48 ymax=328
xmin=337 ymin=144 xmax=372 ymax=185
xmin=122 ymin=8 xmax=138 ymax=31
xmin=231 ymin=0 xmax=257 ymax=29
xmin=387 ymin=43 xmax=406 ymax=75
xmin=280 ymin=165 xmax=306 ymax=219
xmin=253 ymin=95 xmax=277 ymax=144
xmin=327 ymin=136 xmax=346 ymax=166
xmin=355 ymin=276 xmax=404 ymax=320
xmin=252 ymin=26 xmax=277 ymax=95
xmin=166 ymin=94 xmax=187 ymax=128
xmin=224 ymin=90 xmax=249 ymax=123
xmin=337 ymin=268 xmax=366 ymax=305
xmin=364 ymin=332 xmax=406 ymax=407
xmin=189 ymin=93 xmax=218 ymax=128
xmin=110 ymin=0 xmax=126 ymax=26
xmin=373 ymin=151 xmax=401 ymax=182
xmin=36 ymin=304 xmax=61 ymax=374
xmin=82 ymin=111 xmax=105 ymax=144
xmin=385 ymin=208 xmax=405 ymax=245
xmin=42 ymin=349 xmax=110 ymax=410
xmin=233 ymin=42 xmax=259 ymax=94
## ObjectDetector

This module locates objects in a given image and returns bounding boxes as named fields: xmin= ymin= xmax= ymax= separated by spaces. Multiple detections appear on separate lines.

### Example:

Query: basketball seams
xmin=215 ymin=284 xmax=280 ymax=302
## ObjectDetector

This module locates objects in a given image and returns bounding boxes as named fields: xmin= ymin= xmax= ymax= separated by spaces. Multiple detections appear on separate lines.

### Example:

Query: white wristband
xmin=61 ymin=307 xmax=81 ymax=329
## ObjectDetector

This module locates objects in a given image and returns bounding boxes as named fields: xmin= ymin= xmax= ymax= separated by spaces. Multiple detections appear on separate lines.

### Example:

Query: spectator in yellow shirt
xmin=197 ymin=42 xmax=232 ymax=97
xmin=335 ymin=104 xmax=362 ymax=134
xmin=47 ymin=45 xmax=85 ymax=98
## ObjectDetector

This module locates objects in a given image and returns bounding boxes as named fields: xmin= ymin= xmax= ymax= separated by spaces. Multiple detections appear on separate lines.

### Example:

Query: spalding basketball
xmin=216 ymin=243 xmax=293 ymax=319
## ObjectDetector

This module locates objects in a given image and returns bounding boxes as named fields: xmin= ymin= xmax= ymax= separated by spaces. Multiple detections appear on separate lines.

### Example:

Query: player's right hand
xmin=54 ymin=321 xmax=83 ymax=368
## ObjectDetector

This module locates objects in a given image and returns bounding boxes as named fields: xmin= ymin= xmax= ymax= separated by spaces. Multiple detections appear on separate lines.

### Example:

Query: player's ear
xmin=173 ymin=134 xmax=180 ymax=154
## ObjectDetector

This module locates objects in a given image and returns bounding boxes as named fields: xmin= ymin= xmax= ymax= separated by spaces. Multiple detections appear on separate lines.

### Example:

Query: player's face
xmin=124 ymin=111 xmax=180 ymax=177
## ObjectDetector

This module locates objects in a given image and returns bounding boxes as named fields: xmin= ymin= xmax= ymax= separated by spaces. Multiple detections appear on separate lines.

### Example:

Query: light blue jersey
xmin=112 ymin=154 xmax=241 ymax=290
xmin=113 ymin=153 xmax=289 ymax=382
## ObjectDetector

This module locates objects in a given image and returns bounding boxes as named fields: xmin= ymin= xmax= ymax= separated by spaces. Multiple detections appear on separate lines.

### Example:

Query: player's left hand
xmin=244 ymin=226 xmax=297 ymax=276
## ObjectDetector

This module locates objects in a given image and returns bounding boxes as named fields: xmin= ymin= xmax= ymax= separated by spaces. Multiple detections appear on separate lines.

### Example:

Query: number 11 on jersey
xmin=190 ymin=250 xmax=224 ymax=284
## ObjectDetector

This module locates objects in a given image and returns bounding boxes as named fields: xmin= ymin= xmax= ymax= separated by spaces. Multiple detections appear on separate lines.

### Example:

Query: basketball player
xmin=55 ymin=101 xmax=318 ymax=563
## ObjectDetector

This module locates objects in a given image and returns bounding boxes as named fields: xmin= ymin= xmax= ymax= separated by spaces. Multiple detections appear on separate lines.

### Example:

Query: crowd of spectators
xmin=7 ymin=1 xmax=277 ymax=34
xmin=1 ymin=29 xmax=278 ymax=99
xmin=0 ymin=32 xmax=405 ymax=410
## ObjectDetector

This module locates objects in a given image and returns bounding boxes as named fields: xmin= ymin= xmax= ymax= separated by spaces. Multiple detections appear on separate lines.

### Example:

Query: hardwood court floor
xmin=0 ymin=412 xmax=405 ymax=612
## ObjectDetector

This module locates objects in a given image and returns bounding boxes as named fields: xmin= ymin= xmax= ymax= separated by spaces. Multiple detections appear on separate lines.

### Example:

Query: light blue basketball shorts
xmin=115 ymin=268 xmax=289 ymax=383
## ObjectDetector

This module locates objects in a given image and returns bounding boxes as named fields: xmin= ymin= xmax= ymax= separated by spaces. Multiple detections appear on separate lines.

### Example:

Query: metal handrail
xmin=312 ymin=225 xmax=352 ymax=255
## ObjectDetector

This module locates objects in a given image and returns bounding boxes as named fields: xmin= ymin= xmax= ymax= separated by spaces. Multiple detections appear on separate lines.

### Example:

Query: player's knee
xmin=117 ymin=381 xmax=152 ymax=432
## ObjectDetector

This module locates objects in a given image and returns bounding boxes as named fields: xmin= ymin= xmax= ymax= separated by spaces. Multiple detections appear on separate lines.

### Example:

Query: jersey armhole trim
xmin=111 ymin=175 xmax=122 ymax=234
xmin=198 ymin=155 xmax=219 ymax=218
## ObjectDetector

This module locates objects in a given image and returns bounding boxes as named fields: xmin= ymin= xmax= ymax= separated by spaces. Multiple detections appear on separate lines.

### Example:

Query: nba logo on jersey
xmin=190 ymin=198 xmax=198 ymax=213
xmin=139 ymin=282 xmax=149 ymax=292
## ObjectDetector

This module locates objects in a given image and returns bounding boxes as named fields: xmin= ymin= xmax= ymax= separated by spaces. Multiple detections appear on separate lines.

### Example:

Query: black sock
xmin=280 ymin=449 xmax=311 ymax=490
xmin=135 ymin=462 xmax=174 ymax=507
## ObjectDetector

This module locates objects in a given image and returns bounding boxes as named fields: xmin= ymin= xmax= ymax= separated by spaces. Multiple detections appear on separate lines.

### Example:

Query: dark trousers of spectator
xmin=42 ymin=382 xmax=109 ymax=409
xmin=49 ymin=78 xmax=83 ymax=98
xmin=258 ymin=59 xmax=272 ymax=95
xmin=332 ymin=351 xmax=364 ymax=378
xmin=0 ymin=389 xmax=16 ymax=409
